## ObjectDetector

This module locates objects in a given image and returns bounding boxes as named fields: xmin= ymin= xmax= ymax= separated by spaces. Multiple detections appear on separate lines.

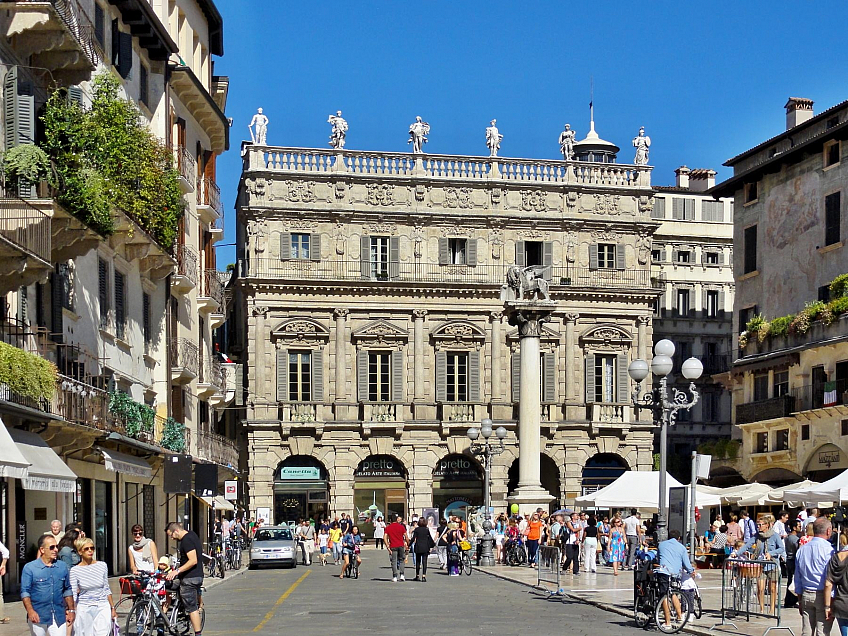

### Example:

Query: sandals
xmin=0 ymin=618 xmax=10 ymax=624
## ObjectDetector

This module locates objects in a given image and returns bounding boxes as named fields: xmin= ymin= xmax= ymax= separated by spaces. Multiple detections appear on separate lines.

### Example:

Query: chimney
xmin=688 ymin=168 xmax=717 ymax=192
xmin=785 ymin=97 xmax=814 ymax=130
xmin=675 ymin=165 xmax=691 ymax=189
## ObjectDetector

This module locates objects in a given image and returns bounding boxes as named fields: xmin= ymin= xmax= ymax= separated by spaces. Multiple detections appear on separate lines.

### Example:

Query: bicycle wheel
xmin=235 ymin=545 xmax=242 ymax=569
xmin=633 ymin=586 xmax=651 ymax=628
xmin=654 ymin=589 xmax=690 ymax=634
xmin=694 ymin=594 xmax=702 ymax=619
xmin=217 ymin=555 xmax=226 ymax=578
xmin=463 ymin=552 xmax=473 ymax=576
xmin=126 ymin=599 xmax=156 ymax=636
xmin=204 ymin=555 xmax=216 ymax=578
xmin=114 ymin=595 xmax=136 ymax=626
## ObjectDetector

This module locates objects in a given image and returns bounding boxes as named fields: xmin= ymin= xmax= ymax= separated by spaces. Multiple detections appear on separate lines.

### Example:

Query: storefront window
xmin=354 ymin=455 xmax=407 ymax=538
xmin=274 ymin=457 xmax=329 ymax=525
xmin=94 ymin=480 xmax=113 ymax=574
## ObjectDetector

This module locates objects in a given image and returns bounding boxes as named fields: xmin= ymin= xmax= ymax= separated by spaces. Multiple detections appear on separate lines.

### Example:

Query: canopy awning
xmin=97 ymin=447 xmax=152 ymax=478
xmin=9 ymin=428 xmax=77 ymax=492
xmin=574 ymin=471 xmax=722 ymax=511
xmin=199 ymin=496 xmax=234 ymax=511
xmin=0 ymin=417 xmax=30 ymax=479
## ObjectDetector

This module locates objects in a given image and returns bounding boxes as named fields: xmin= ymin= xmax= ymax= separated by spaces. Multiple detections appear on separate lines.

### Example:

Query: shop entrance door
xmin=385 ymin=489 xmax=406 ymax=522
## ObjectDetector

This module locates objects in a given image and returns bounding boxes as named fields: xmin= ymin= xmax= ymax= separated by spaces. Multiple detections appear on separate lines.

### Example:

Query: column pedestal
xmin=505 ymin=300 xmax=556 ymax=512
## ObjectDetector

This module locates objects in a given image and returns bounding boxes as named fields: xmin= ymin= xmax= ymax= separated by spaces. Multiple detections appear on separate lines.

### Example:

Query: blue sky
xmin=213 ymin=1 xmax=848 ymax=267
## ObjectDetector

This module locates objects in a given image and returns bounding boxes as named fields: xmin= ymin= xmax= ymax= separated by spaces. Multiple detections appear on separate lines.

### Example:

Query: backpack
xmin=558 ymin=523 xmax=571 ymax=546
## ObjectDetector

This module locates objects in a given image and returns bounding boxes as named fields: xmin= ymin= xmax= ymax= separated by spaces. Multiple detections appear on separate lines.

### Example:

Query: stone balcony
xmin=169 ymin=337 xmax=198 ymax=384
xmin=197 ymin=356 xmax=226 ymax=404
xmin=195 ymin=428 xmax=238 ymax=469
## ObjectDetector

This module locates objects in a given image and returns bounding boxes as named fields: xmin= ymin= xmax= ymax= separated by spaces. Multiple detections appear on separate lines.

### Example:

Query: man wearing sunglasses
xmin=20 ymin=534 xmax=75 ymax=636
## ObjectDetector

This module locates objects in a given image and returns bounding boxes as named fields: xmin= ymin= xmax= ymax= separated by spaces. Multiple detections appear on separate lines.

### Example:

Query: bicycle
xmin=505 ymin=538 xmax=527 ymax=567
xmin=459 ymin=541 xmax=474 ymax=576
xmin=230 ymin=536 xmax=243 ymax=570
xmin=114 ymin=574 xmax=148 ymax=625
xmin=344 ymin=551 xmax=360 ymax=579
xmin=633 ymin=563 xmax=690 ymax=633
xmin=206 ymin=538 xmax=226 ymax=579
xmin=126 ymin=573 xmax=206 ymax=636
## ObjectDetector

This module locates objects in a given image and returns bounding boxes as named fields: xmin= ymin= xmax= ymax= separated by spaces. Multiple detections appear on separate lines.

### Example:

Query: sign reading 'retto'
xmin=354 ymin=457 xmax=405 ymax=478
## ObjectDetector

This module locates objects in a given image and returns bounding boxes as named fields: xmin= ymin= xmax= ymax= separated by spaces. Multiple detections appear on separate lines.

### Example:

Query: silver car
xmin=249 ymin=526 xmax=297 ymax=569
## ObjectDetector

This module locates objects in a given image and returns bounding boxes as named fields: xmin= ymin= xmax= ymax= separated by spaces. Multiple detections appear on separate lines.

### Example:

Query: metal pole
xmin=484 ymin=444 xmax=491 ymax=522
xmin=689 ymin=451 xmax=697 ymax=561
xmin=657 ymin=377 xmax=668 ymax=543
xmin=479 ymin=442 xmax=495 ymax=566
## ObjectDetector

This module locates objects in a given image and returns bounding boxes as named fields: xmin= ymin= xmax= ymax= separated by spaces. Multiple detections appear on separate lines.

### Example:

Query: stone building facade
xmin=712 ymin=97 xmax=848 ymax=485
xmin=233 ymin=141 xmax=664 ymax=528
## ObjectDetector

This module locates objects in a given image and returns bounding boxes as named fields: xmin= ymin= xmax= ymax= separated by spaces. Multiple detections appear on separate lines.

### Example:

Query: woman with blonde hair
xmin=69 ymin=537 xmax=116 ymax=635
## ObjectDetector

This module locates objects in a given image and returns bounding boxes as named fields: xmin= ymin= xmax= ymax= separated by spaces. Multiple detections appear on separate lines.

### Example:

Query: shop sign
xmin=820 ymin=450 xmax=840 ymax=468
xmin=17 ymin=521 xmax=26 ymax=560
xmin=355 ymin=457 xmax=404 ymax=478
xmin=278 ymin=466 xmax=321 ymax=480
xmin=434 ymin=457 xmax=480 ymax=481
xmin=224 ymin=480 xmax=238 ymax=500
xmin=308 ymin=491 xmax=328 ymax=503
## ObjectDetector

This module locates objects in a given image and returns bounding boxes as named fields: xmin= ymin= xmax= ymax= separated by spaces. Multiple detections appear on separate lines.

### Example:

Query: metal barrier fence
xmin=536 ymin=545 xmax=564 ymax=598
xmin=717 ymin=558 xmax=794 ymax=635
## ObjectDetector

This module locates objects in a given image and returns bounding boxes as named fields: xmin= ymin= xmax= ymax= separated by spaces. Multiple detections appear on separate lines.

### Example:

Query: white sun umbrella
xmin=773 ymin=479 xmax=830 ymax=508
xmin=575 ymin=471 xmax=722 ymax=511
xmin=697 ymin=483 xmax=769 ymax=505
xmin=778 ymin=471 xmax=848 ymax=506
xmin=731 ymin=483 xmax=781 ymax=507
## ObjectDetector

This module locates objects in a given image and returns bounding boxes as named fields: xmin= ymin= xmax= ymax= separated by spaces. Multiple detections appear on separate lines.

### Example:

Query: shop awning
xmin=199 ymin=496 xmax=235 ymax=511
xmin=0 ymin=417 xmax=30 ymax=479
xmin=8 ymin=428 xmax=77 ymax=492
xmin=97 ymin=447 xmax=152 ymax=478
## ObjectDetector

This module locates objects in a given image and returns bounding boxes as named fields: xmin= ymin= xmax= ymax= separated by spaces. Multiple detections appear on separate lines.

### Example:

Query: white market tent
xmin=698 ymin=483 xmax=772 ymax=506
xmin=575 ymin=471 xmax=722 ymax=511
xmin=778 ymin=473 xmax=846 ymax=506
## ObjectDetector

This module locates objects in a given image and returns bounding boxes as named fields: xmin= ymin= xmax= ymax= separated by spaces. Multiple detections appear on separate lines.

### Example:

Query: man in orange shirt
xmin=527 ymin=513 xmax=543 ymax=568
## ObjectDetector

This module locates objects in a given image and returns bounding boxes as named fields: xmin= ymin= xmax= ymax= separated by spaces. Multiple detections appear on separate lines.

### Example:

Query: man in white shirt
xmin=623 ymin=509 xmax=642 ymax=570
xmin=774 ymin=510 xmax=789 ymax=539
xmin=562 ymin=512 xmax=583 ymax=574
xmin=0 ymin=539 xmax=8 ymax=623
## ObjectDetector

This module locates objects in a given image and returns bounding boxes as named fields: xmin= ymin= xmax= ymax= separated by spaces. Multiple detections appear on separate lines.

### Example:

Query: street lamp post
xmin=627 ymin=339 xmax=703 ymax=543
xmin=467 ymin=418 xmax=507 ymax=567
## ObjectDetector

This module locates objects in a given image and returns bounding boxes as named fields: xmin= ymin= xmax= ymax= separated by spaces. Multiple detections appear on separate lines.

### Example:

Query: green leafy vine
xmin=0 ymin=341 xmax=56 ymax=401
xmin=160 ymin=418 xmax=186 ymax=452
xmin=108 ymin=391 xmax=154 ymax=439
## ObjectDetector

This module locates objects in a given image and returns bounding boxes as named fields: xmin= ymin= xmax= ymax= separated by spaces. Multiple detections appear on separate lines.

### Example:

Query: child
xmin=318 ymin=527 xmax=329 ymax=566
xmin=153 ymin=556 xmax=173 ymax=611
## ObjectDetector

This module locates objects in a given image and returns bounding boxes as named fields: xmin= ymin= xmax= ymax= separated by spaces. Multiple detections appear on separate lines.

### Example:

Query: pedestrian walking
xmin=436 ymin=518 xmax=449 ymax=569
xmin=56 ymin=530 xmax=80 ymax=570
xmin=825 ymin=528 xmax=848 ymax=635
xmin=725 ymin=514 xmax=743 ymax=545
xmin=385 ymin=515 xmax=408 ymax=582
xmin=739 ymin=509 xmax=757 ymax=543
xmin=443 ymin=522 xmax=463 ymax=576
xmin=623 ymin=509 xmax=641 ymax=569
xmin=318 ymin=527 xmax=329 ymax=565
xmin=21 ymin=534 xmax=75 ymax=636
xmin=329 ymin=522 xmax=343 ymax=565
xmin=299 ymin=520 xmax=315 ymax=565
xmin=494 ymin=513 xmax=507 ymax=564
xmin=785 ymin=520 xmax=801 ymax=608
xmin=561 ymin=512 xmax=582 ymax=575
xmin=732 ymin=513 xmax=785 ymax=616
xmin=373 ymin=516 xmax=386 ymax=549
xmin=69 ymin=537 xmax=116 ymax=635
xmin=411 ymin=518 xmax=435 ymax=581
xmin=598 ymin=516 xmax=610 ymax=565
xmin=164 ymin=522 xmax=205 ymax=636
xmin=608 ymin=516 xmax=627 ymax=576
xmin=526 ymin=513 xmax=543 ymax=568
xmin=0 ymin=537 xmax=8 ymax=624
xmin=582 ymin=514 xmax=599 ymax=573
xmin=794 ymin=516 xmax=834 ymax=636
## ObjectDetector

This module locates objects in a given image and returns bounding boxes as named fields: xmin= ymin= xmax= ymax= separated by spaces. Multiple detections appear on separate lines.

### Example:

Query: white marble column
xmin=637 ymin=315 xmax=650 ymax=362
xmin=564 ymin=313 xmax=578 ymax=400
xmin=251 ymin=305 xmax=269 ymax=408
xmin=413 ymin=309 xmax=427 ymax=401
xmin=490 ymin=311 xmax=503 ymax=401
xmin=334 ymin=308 xmax=349 ymax=401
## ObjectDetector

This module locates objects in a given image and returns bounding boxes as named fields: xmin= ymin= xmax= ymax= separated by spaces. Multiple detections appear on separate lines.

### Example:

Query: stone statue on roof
xmin=559 ymin=123 xmax=576 ymax=160
xmin=327 ymin=110 xmax=348 ymax=149
xmin=633 ymin=126 xmax=651 ymax=165
xmin=408 ymin=116 xmax=430 ymax=154
xmin=249 ymin=107 xmax=269 ymax=145
xmin=486 ymin=119 xmax=503 ymax=157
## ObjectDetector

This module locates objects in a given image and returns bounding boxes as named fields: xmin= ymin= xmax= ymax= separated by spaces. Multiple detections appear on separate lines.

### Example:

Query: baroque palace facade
xmin=234 ymin=132 xmax=663 ymax=529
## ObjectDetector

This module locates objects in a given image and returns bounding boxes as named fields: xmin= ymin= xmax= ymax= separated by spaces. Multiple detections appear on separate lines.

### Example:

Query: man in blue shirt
xmin=794 ymin=517 xmax=834 ymax=636
xmin=655 ymin=529 xmax=694 ymax=629
xmin=20 ymin=533 xmax=75 ymax=636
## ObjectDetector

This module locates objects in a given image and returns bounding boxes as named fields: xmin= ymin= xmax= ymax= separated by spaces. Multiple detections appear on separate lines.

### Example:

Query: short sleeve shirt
xmin=178 ymin=531 xmax=204 ymax=579
xmin=384 ymin=522 xmax=407 ymax=549
xmin=624 ymin=516 xmax=640 ymax=536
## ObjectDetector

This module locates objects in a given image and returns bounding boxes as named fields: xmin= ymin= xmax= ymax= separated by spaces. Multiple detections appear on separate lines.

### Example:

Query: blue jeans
xmin=838 ymin=616 xmax=848 ymax=636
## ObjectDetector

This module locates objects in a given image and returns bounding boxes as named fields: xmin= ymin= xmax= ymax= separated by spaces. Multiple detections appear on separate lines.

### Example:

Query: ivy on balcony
xmin=40 ymin=73 xmax=184 ymax=250
xmin=160 ymin=418 xmax=186 ymax=452
xmin=108 ymin=391 xmax=154 ymax=439
xmin=0 ymin=341 xmax=56 ymax=401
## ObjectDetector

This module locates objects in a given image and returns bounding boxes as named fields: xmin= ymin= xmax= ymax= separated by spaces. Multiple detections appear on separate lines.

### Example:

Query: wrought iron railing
xmin=175 ymin=244 xmax=198 ymax=285
xmin=169 ymin=337 xmax=199 ymax=375
xmin=790 ymin=379 xmax=848 ymax=412
xmin=21 ymin=0 xmax=102 ymax=67
xmin=200 ymin=268 xmax=224 ymax=307
xmin=197 ymin=177 xmax=222 ymax=218
xmin=174 ymin=146 xmax=196 ymax=190
xmin=196 ymin=429 xmax=238 ymax=468
xmin=0 ymin=194 xmax=51 ymax=263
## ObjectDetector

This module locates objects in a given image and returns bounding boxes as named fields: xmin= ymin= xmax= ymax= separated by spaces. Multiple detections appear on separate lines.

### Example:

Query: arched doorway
xmin=581 ymin=454 xmax=628 ymax=497
xmin=274 ymin=456 xmax=329 ymax=525
xmin=506 ymin=455 xmax=561 ymax=512
xmin=432 ymin=454 xmax=484 ymax=521
xmin=805 ymin=444 xmax=848 ymax=483
xmin=752 ymin=468 xmax=804 ymax=487
xmin=354 ymin=455 xmax=407 ymax=539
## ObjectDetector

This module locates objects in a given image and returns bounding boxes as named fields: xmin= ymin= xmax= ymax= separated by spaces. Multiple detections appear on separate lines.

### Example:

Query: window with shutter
xmin=111 ymin=19 xmax=120 ymax=66
xmin=357 ymin=350 xmax=369 ymax=401
xmin=280 ymin=232 xmax=291 ymax=260
xmin=4 ymin=67 xmax=35 ymax=197
xmin=311 ymin=349 xmax=324 ymax=402
xmin=684 ymin=198 xmax=695 ymax=220
xmin=825 ymin=192 xmax=841 ymax=246
xmin=290 ymin=233 xmax=310 ymax=259
xmin=118 ymin=31 xmax=133 ymax=79
xmin=438 ymin=238 xmax=449 ymax=265
xmin=466 ymin=238 xmax=478 ymax=267
xmin=511 ymin=351 xmax=521 ymax=403
xmin=435 ymin=351 xmax=447 ymax=403
xmin=651 ymin=197 xmax=666 ymax=219
xmin=391 ymin=350 xmax=404 ymax=402
xmin=94 ymin=4 xmax=105 ymax=49
xmin=367 ymin=351 xmax=390 ymax=402
xmin=360 ymin=236 xmax=370 ymax=279
xmin=98 ymin=258 xmax=109 ymax=329
xmin=616 ymin=353 xmax=629 ymax=403
xmin=235 ymin=363 xmax=244 ymax=406
xmin=515 ymin=241 xmax=525 ymax=267
xmin=139 ymin=64 xmax=148 ymax=106
xmin=276 ymin=348 xmax=287 ymax=402
xmin=615 ymin=244 xmax=625 ymax=270
xmin=288 ymin=351 xmax=311 ymax=401
xmin=310 ymin=233 xmax=321 ymax=261
xmin=743 ymin=225 xmax=757 ymax=274
xmin=589 ymin=244 xmax=599 ymax=270
xmin=389 ymin=236 xmax=400 ymax=278
xmin=447 ymin=238 xmax=467 ymax=265
xmin=542 ymin=352 xmax=556 ymax=403
xmin=114 ymin=270 xmax=125 ymax=339
xmin=142 ymin=292 xmax=151 ymax=350
xmin=446 ymin=352 xmax=468 ymax=402
xmin=584 ymin=354 xmax=595 ymax=403
xmin=672 ymin=198 xmax=684 ymax=220
xmin=542 ymin=242 xmax=553 ymax=280
xmin=17 ymin=286 xmax=28 ymax=323
xmin=468 ymin=350 xmax=480 ymax=402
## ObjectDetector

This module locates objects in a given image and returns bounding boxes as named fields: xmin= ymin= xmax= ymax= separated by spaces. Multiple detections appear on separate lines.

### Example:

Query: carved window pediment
xmin=431 ymin=320 xmax=486 ymax=349
xmin=579 ymin=324 xmax=633 ymax=347
xmin=271 ymin=317 xmax=330 ymax=344
xmin=351 ymin=319 xmax=409 ymax=343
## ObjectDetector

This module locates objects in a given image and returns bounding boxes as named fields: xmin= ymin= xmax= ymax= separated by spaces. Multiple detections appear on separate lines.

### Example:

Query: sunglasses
xmin=46 ymin=545 xmax=59 ymax=551
xmin=82 ymin=547 xmax=95 ymax=552
xmin=133 ymin=532 xmax=143 ymax=536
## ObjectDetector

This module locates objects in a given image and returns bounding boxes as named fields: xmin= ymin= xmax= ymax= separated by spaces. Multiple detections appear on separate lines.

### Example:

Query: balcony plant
xmin=160 ymin=418 xmax=186 ymax=452
xmin=0 ymin=341 xmax=56 ymax=401
xmin=107 ymin=391 xmax=154 ymax=439
xmin=1 ymin=145 xmax=50 ymax=192
xmin=41 ymin=74 xmax=184 ymax=249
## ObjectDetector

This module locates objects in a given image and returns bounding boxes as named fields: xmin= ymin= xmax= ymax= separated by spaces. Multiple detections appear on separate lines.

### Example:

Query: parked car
xmin=249 ymin=526 xmax=297 ymax=569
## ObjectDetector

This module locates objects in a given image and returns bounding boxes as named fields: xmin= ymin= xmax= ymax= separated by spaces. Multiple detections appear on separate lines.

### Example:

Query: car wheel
xmin=248 ymin=563 xmax=256 ymax=570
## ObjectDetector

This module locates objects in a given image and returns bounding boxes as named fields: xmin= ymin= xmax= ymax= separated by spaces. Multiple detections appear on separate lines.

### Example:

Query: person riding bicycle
xmin=655 ymin=529 xmax=694 ymax=629
xmin=164 ymin=522 xmax=204 ymax=636
xmin=339 ymin=526 xmax=362 ymax=579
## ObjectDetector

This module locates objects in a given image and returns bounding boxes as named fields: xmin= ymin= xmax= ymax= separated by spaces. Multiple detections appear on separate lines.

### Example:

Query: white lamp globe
xmin=495 ymin=426 xmax=508 ymax=439
xmin=628 ymin=359 xmax=650 ymax=382
xmin=467 ymin=427 xmax=479 ymax=441
xmin=654 ymin=339 xmax=676 ymax=357
xmin=481 ymin=417 xmax=493 ymax=438
xmin=651 ymin=354 xmax=674 ymax=377
xmin=681 ymin=357 xmax=704 ymax=380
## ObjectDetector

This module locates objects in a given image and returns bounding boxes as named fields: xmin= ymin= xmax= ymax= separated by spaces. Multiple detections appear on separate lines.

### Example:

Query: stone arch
xmin=581 ymin=452 xmax=629 ymax=493
xmin=804 ymin=443 xmax=848 ymax=481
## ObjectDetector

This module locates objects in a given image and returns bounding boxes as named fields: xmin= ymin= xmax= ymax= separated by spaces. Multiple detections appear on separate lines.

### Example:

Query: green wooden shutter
xmin=389 ymin=236 xmax=400 ymax=279
xmin=542 ymin=242 xmax=553 ymax=280
xmin=114 ymin=270 xmax=125 ymax=339
xmin=511 ymin=351 xmax=521 ymax=402
xmin=310 ymin=233 xmax=321 ymax=261
xmin=98 ymin=258 xmax=109 ymax=328
xmin=589 ymin=244 xmax=599 ymax=270
xmin=50 ymin=267 xmax=64 ymax=343
xmin=435 ymin=351 xmax=447 ymax=402
xmin=276 ymin=348 xmax=288 ymax=402
xmin=391 ymin=350 xmax=403 ymax=402
xmin=585 ymin=354 xmax=596 ymax=403
xmin=280 ymin=233 xmax=291 ymax=259
xmin=438 ymin=238 xmax=449 ymax=265
xmin=118 ymin=31 xmax=133 ymax=79
xmin=4 ymin=66 xmax=34 ymax=147
xmin=617 ymin=354 xmax=629 ymax=403
xmin=543 ymin=352 xmax=556 ymax=403
xmin=468 ymin=350 xmax=480 ymax=402
xmin=17 ymin=286 xmax=27 ymax=323
xmin=466 ymin=238 xmax=477 ymax=267
xmin=312 ymin=349 xmax=324 ymax=402
xmin=615 ymin=244 xmax=625 ymax=270
xmin=67 ymin=86 xmax=84 ymax=108
xmin=515 ymin=241 xmax=525 ymax=267
xmin=235 ymin=363 xmax=244 ymax=406
xmin=360 ymin=236 xmax=370 ymax=279
xmin=357 ymin=350 xmax=369 ymax=401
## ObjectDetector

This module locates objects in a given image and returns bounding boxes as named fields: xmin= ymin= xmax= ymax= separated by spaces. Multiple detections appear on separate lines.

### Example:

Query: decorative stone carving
xmin=285 ymin=219 xmax=318 ymax=231
xmin=633 ymin=127 xmax=651 ymax=165
xmin=413 ymin=309 xmax=428 ymax=320
xmin=363 ymin=221 xmax=397 ymax=235
xmin=491 ymin=188 xmax=502 ymax=205
xmin=412 ymin=224 xmax=424 ymax=259
xmin=636 ymin=230 xmax=651 ymax=265
xmin=490 ymin=228 xmax=504 ymax=260
xmin=520 ymin=190 xmax=547 ymax=212
xmin=486 ymin=119 xmax=503 ymax=157
xmin=408 ymin=116 xmax=430 ymax=153
xmin=444 ymin=187 xmax=473 ymax=209
xmin=593 ymin=194 xmax=620 ymax=215
xmin=247 ymin=219 xmax=268 ymax=254
xmin=352 ymin=319 xmax=408 ymax=344
xmin=366 ymin=183 xmax=394 ymax=206
xmin=334 ymin=181 xmax=346 ymax=200
xmin=564 ymin=313 xmax=579 ymax=324
xmin=440 ymin=224 xmax=471 ymax=237
xmin=251 ymin=305 xmax=269 ymax=317
xmin=507 ymin=306 xmax=555 ymax=338
xmin=249 ymin=108 xmax=268 ymax=145
xmin=580 ymin=324 xmax=633 ymax=347
xmin=286 ymin=181 xmax=316 ymax=203
xmin=558 ymin=124 xmax=576 ymax=160
xmin=564 ymin=232 xmax=577 ymax=263
xmin=333 ymin=308 xmax=350 ymax=318
xmin=247 ymin=178 xmax=267 ymax=199
xmin=590 ymin=229 xmax=620 ymax=243
xmin=637 ymin=315 xmax=652 ymax=326
xmin=272 ymin=317 xmax=331 ymax=342
xmin=638 ymin=195 xmax=653 ymax=215
xmin=335 ymin=223 xmax=346 ymax=255
xmin=327 ymin=111 xmax=348 ymax=149
xmin=431 ymin=320 xmax=486 ymax=346
xmin=503 ymin=265 xmax=551 ymax=301
xmin=565 ymin=191 xmax=578 ymax=210
xmin=443 ymin=323 xmax=473 ymax=337
xmin=518 ymin=229 xmax=545 ymax=240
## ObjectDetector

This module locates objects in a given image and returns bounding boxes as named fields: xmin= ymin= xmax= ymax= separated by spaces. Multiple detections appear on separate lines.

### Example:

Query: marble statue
xmin=408 ymin=116 xmax=430 ymax=153
xmin=633 ymin=126 xmax=651 ymax=165
xmin=485 ymin=119 xmax=503 ymax=157
xmin=558 ymin=124 xmax=576 ymax=160
xmin=249 ymin=108 xmax=269 ymax=145
xmin=504 ymin=265 xmax=551 ymax=302
xmin=327 ymin=110 xmax=348 ymax=149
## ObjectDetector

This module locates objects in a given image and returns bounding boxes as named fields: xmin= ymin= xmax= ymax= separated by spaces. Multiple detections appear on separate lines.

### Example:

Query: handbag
xmin=459 ymin=540 xmax=472 ymax=551
xmin=113 ymin=619 xmax=121 ymax=636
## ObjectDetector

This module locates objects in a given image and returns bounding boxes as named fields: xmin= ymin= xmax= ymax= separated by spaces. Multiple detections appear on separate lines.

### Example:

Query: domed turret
xmin=573 ymin=103 xmax=619 ymax=163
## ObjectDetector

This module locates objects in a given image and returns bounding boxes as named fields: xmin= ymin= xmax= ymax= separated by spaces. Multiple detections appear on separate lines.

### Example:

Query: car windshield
xmin=255 ymin=529 xmax=293 ymax=541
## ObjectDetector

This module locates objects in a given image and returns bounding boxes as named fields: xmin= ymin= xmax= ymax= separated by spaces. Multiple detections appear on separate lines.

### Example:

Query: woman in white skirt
xmin=69 ymin=538 xmax=116 ymax=635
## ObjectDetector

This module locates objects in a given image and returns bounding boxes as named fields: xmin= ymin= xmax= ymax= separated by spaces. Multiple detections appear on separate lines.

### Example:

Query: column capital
xmin=637 ymin=315 xmax=652 ymax=327
xmin=251 ymin=305 xmax=269 ymax=317
xmin=564 ymin=313 xmax=579 ymax=324
xmin=413 ymin=309 xmax=429 ymax=320
xmin=506 ymin=302 xmax=556 ymax=338
xmin=489 ymin=311 xmax=504 ymax=322
xmin=333 ymin=308 xmax=350 ymax=319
